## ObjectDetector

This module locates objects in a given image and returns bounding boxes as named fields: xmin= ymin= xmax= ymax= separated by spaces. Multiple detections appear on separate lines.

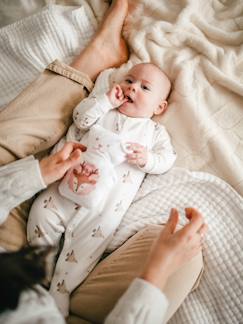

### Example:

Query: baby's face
xmin=118 ymin=63 xmax=171 ymax=118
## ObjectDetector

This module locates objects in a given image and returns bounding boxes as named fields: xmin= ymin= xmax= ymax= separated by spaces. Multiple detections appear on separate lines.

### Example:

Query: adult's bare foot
xmin=71 ymin=0 xmax=129 ymax=80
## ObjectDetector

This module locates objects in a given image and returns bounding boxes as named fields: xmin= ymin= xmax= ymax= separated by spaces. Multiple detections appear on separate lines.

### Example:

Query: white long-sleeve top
xmin=66 ymin=93 xmax=176 ymax=174
xmin=0 ymin=157 xmax=168 ymax=323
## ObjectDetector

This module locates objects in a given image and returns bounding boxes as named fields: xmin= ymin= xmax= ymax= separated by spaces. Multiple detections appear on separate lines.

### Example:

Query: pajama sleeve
xmin=105 ymin=278 xmax=168 ymax=324
xmin=139 ymin=124 xmax=176 ymax=174
xmin=0 ymin=156 xmax=46 ymax=225
xmin=73 ymin=94 xmax=114 ymax=130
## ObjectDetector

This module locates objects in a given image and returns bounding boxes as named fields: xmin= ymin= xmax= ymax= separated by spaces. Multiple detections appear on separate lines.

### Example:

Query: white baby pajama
xmin=27 ymin=92 xmax=176 ymax=316
xmin=59 ymin=124 xmax=131 ymax=209
xmin=27 ymin=163 xmax=146 ymax=316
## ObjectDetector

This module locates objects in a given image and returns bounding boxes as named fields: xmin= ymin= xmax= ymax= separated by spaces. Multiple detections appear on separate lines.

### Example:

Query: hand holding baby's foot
xmin=107 ymin=84 xmax=128 ymax=107
xmin=40 ymin=142 xmax=86 ymax=185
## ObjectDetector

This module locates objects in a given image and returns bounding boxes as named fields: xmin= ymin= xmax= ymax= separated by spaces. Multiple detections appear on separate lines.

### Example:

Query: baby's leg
xmin=27 ymin=183 xmax=76 ymax=280
xmin=48 ymin=208 xmax=120 ymax=317
xmin=27 ymin=187 xmax=64 ymax=247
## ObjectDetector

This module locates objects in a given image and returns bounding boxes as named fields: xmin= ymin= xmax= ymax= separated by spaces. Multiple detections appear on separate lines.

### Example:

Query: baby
xmin=27 ymin=63 xmax=176 ymax=316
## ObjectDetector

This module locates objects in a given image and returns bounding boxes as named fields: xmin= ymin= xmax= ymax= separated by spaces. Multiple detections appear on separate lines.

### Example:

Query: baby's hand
xmin=126 ymin=142 xmax=148 ymax=168
xmin=107 ymin=84 xmax=128 ymax=108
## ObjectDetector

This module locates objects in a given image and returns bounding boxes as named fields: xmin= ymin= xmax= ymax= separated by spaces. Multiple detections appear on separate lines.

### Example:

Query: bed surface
xmin=0 ymin=1 xmax=242 ymax=323
xmin=1 ymin=0 xmax=242 ymax=196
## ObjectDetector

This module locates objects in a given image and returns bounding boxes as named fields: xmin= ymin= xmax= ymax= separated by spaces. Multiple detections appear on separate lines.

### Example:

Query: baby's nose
xmin=128 ymin=85 xmax=136 ymax=92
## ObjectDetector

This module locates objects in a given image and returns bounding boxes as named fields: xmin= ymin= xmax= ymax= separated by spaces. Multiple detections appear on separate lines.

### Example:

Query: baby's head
xmin=118 ymin=63 xmax=171 ymax=118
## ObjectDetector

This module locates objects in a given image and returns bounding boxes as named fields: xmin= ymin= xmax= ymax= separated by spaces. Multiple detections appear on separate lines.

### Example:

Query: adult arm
xmin=0 ymin=156 xmax=46 ymax=225
xmin=105 ymin=278 xmax=168 ymax=324
xmin=0 ymin=142 xmax=86 ymax=225
xmin=105 ymin=208 xmax=207 ymax=324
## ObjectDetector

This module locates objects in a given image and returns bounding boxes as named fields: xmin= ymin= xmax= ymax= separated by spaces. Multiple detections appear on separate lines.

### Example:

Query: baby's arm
xmin=73 ymin=85 xmax=127 ymax=130
xmin=127 ymin=125 xmax=176 ymax=174
xmin=73 ymin=94 xmax=113 ymax=130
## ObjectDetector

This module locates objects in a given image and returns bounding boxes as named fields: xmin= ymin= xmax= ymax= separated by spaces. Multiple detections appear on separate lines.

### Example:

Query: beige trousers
xmin=0 ymin=61 xmax=203 ymax=323
xmin=70 ymin=225 xmax=203 ymax=324
xmin=0 ymin=60 xmax=93 ymax=166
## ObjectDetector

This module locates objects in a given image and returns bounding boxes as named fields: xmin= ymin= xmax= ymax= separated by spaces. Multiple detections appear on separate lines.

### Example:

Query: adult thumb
xmin=62 ymin=149 xmax=82 ymax=172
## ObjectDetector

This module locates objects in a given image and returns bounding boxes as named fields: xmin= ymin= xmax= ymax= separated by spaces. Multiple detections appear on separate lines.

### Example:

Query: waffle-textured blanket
xmin=107 ymin=167 xmax=243 ymax=323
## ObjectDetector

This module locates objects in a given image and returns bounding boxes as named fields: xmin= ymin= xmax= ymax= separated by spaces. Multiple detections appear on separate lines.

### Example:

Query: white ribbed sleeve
xmin=0 ymin=156 xmax=46 ymax=224
xmin=105 ymin=278 xmax=168 ymax=324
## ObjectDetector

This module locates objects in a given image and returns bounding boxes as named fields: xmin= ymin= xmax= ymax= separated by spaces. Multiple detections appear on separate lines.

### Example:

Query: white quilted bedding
xmin=108 ymin=167 xmax=243 ymax=323
xmin=0 ymin=1 xmax=243 ymax=322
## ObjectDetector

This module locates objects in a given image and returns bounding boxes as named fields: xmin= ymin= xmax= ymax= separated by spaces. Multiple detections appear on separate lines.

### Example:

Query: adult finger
xmin=72 ymin=143 xmax=87 ymax=152
xmin=180 ymin=207 xmax=204 ymax=237
xmin=163 ymin=208 xmax=179 ymax=235
xmin=59 ymin=142 xmax=87 ymax=160
xmin=59 ymin=149 xmax=82 ymax=173
xmin=197 ymin=223 xmax=208 ymax=243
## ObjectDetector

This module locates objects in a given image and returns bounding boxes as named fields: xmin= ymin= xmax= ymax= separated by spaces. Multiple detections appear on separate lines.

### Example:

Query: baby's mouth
xmin=125 ymin=95 xmax=133 ymax=103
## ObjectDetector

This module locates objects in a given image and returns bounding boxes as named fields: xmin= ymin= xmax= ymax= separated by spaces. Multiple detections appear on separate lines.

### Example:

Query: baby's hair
xmin=0 ymin=245 xmax=52 ymax=312
xmin=139 ymin=62 xmax=172 ymax=100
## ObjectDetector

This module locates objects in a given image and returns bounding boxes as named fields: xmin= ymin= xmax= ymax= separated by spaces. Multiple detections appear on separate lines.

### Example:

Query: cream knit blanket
xmin=117 ymin=0 xmax=243 ymax=197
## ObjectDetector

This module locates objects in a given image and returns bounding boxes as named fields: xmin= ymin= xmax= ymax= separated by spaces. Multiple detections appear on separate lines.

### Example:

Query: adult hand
xmin=39 ymin=142 xmax=87 ymax=186
xmin=141 ymin=208 xmax=208 ymax=290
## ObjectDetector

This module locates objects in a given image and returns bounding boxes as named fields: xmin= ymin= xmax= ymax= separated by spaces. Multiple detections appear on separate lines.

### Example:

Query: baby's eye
xmin=142 ymin=85 xmax=150 ymax=91
xmin=125 ymin=79 xmax=132 ymax=84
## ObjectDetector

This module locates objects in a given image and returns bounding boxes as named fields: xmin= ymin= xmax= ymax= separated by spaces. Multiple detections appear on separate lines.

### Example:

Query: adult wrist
xmin=140 ymin=268 xmax=168 ymax=291
xmin=39 ymin=159 xmax=48 ymax=186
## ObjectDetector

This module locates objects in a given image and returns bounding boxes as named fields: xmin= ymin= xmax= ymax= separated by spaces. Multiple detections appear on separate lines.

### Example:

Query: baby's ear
xmin=154 ymin=101 xmax=168 ymax=115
